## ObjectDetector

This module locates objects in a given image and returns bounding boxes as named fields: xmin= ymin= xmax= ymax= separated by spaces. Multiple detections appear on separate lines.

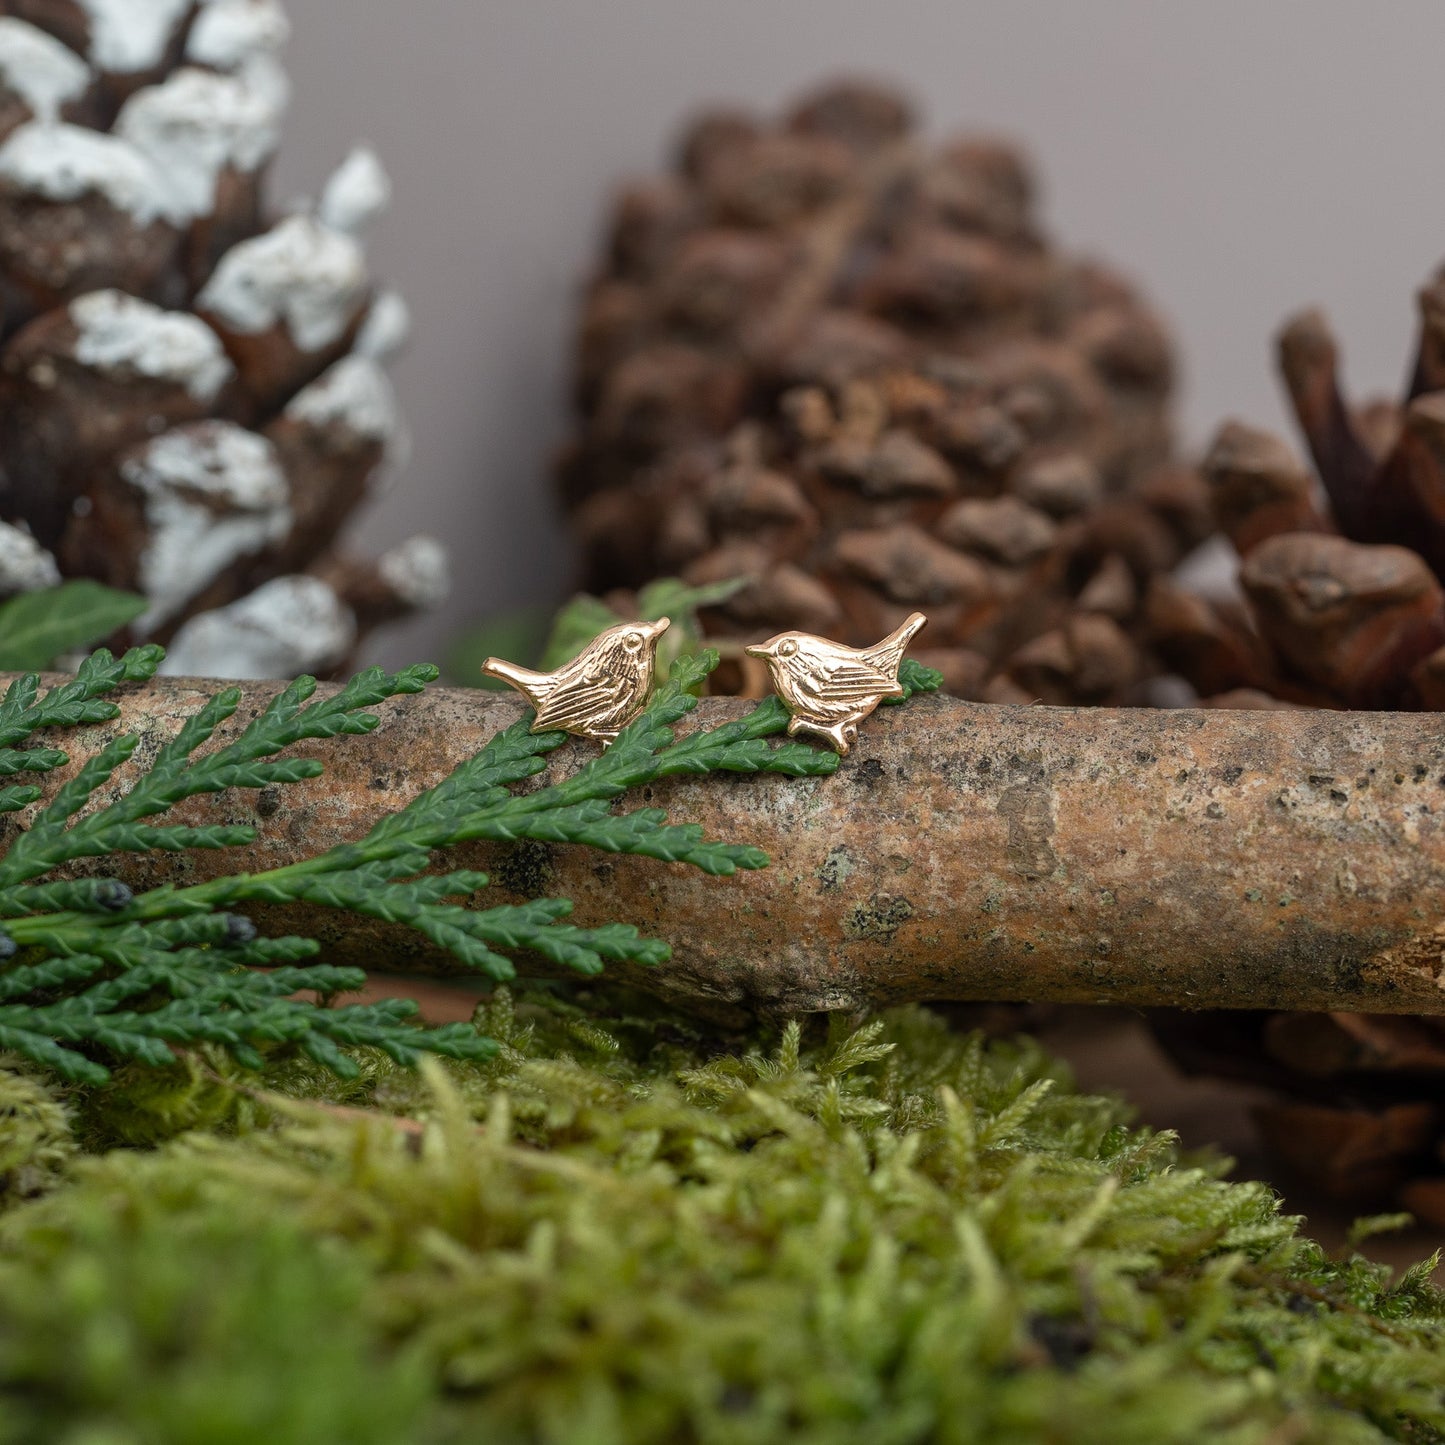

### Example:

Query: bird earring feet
xmin=746 ymin=612 xmax=927 ymax=755
xmin=482 ymin=617 xmax=670 ymax=745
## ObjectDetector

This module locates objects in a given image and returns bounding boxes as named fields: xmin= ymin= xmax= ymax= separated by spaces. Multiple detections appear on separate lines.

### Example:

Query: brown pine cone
xmin=1142 ymin=258 xmax=1445 ymax=1223
xmin=558 ymin=78 xmax=1445 ymax=1219
xmin=559 ymin=79 xmax=1202 ymax=702
xmin=0 ymin=0 xmax=444 ymax=676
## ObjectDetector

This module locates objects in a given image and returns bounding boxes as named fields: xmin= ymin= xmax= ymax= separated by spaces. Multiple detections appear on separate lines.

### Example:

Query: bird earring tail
xmin=482 ymin=616 xmax=671 ymax=746
xmin=745 ymin=612 xmax=928 ymax=755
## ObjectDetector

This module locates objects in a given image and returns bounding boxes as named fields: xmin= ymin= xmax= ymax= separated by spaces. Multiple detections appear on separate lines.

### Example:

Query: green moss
xmin=1 ymin=990 xmax=1442 ymax=1444
xmin=0 ymin=1058 xmax=74 ymax=1204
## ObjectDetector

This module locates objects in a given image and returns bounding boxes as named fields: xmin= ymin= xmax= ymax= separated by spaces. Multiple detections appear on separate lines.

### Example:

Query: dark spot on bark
xmin=592 ymin=862 xmax=614 ymax=884
xmin=1006 ymin=753 xmax=1045 ymax=784
xmin=1330 ymin=789 xmax=1347 ymax=803
xmin=1134 ymin=750 xmax=1157 ymax=765
xmin=1308 ymin=775 xmax=1334 ymax=788
xmin=843 ymin=894 xmax=914 ymax=942
xmin=977 ymin=756 xmax=992 ymax=774
xmin=997 ymin=783 xmax=1058 ymax=879
xmin=1205 ymin=802 xmax=1224 ymax=819
xmin=852 ymin=758 xmax=884 ymax=788
xmin=370 ymin=775 xmax=388 ymax=790
xmin=493 ymin=840 xmax=557 ymax=899
xmin=817 ymin=845 xmax=855 ymax=893
xmin=254 ymin=784 xmax=282 ymax=819
xmin=1220 ymin=765 xmax=1244 ymax=784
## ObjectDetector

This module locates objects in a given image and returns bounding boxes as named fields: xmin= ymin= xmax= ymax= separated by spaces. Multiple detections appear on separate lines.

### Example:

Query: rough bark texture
xmin=21 ymin=674 xmax=1445 ymax=1018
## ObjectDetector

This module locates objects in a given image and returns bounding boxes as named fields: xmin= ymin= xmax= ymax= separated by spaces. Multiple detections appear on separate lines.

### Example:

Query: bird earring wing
xmin=532 ymin=679 xmax=627 ymax=736
xmin=801 ymin=655 xmax=906 ymax=703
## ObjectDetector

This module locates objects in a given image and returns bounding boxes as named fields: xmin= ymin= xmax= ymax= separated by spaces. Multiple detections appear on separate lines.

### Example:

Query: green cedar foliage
xmin=452 ymin=574 xmax=751 ymax=688
xmin=0 ymin=579 xmax=148 ymax=670
xmin=0 ymin=988 xmax=1442 ymax=1444
xmin=0 ymin=647 xmax=935 ymax=1086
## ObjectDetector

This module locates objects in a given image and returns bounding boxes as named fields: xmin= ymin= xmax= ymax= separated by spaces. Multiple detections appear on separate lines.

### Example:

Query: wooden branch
xmin=21 ymin=676 xmax=1445 ymax=1017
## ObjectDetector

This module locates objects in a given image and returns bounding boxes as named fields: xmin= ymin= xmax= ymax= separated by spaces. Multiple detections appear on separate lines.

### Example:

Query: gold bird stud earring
xmin=483 ymin=616 xmax=671 ymax=745
xmin=745 ymin=612 xmax=927 ymax=755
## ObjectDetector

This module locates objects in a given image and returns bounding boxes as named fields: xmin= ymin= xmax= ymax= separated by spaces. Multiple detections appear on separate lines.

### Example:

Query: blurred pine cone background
xmin=561 ymin=80 xmax=1205 ymax=704
xmin=557 ymin=78 xmax=1445 ymax=1228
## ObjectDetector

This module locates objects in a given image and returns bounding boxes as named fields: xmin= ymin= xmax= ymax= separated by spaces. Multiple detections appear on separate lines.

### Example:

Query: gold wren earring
xmin=745 ymin=612 xmax=927 ymax=755
xmin=483 ymin=617 xmax=671 ymax=745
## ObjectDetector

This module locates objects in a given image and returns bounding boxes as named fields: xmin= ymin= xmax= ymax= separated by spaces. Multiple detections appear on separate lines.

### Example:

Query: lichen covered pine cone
xmin=0 ymin=0 xmax=446 ymax=677
xmin=560 ymin=79 xmax=1211 ymax=703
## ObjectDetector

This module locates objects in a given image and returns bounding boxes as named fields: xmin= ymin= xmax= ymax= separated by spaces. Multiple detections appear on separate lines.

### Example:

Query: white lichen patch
xmin=116 ymin=57 xmax=289 ymax=221
xmin=159 ymin=574 xmax=356 ymax=679
xmin=187 ymin=0 xmax=290 ymax=70
xmin=354 ymin=290 xmax=411 ymax=363
xmin=71 ymin=290 xmax=235 ymax=402
xmin=0 ymin=122 xmax=170 ymax=224
xmin=197 ymin=214 xmax=368 ymax=352
xmin=317 ymin=146 xmax=390 ymax=236
xmin=378 ymin=535 xmax=449 ymax=610
xmin=0 ymin=19 xmax=90 ymax=122
xmin=77 ymin=0 xmax=191 ymax=74
xmin=121 ymin=422 xmax=292 ymax=631
xmin=0 ymin=521 xmax=60 ymax=596
xmin=285 ymin=356 xmax=398 ymax=442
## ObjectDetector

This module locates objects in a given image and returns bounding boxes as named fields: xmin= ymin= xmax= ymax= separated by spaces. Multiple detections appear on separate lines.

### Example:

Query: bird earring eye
xmin=778 ymin=639 xmax=798 ymax=658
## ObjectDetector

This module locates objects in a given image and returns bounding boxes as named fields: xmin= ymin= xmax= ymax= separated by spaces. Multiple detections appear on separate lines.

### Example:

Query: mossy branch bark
xmin=16 ymin=674 xmax=1445 ymax=1017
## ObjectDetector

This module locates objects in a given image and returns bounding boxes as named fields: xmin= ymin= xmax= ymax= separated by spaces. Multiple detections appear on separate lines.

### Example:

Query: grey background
xmin=274 ymin=0 xmax=1445 ymax=667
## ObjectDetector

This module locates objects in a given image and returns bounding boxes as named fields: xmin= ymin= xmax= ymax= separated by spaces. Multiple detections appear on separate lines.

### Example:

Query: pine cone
xmin=0 ymin=1 xmax=445 ymax=676
xmin=559 ymin=80 xmax=1206 ymax=702
xmin=1137 ymin=261 xmax=1445 ymax=1224
xmin=559 ymin=79 xmax=1445 ymax=1218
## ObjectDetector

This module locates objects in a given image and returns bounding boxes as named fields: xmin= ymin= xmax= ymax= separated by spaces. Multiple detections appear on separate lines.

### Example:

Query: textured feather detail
xmin=533 ymin=679 xmax=638 ymax=734
xmin=859 ymin=612 xmax=928 ymax=678
xmin=481 ymin=658 xmax=559 ymax=706
xmin=801 ymin=658 xmax=905 ymax=705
